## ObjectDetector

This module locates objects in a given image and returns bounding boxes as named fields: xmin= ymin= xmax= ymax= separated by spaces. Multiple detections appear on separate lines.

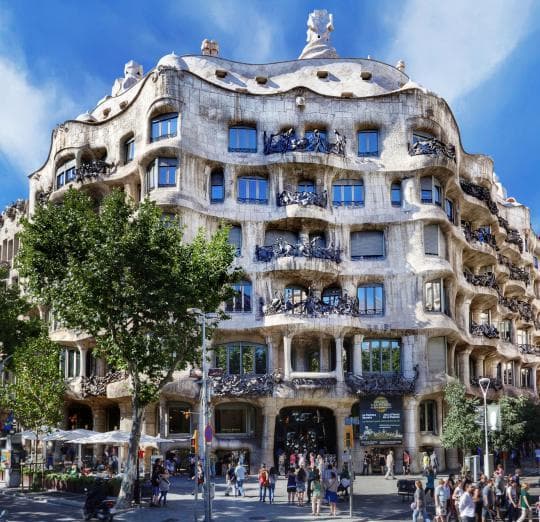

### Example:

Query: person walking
xmin=225 ymin=463 xmax=235 ymax=496
xmin=362 ymin=453 xmax=369 ymax=475
xmin=425 ymin=467 xmax=436 ymax=502
xmin=258 ymin=463 xmax=269 ymax=502
xmin=459 ymin=484 xmax=476 ymax=522
xmin=506 ymin=479 xmax=519 ymax=522
xmin=482 ymin=478 xmax=495 ymax=522
xmin=268 ymin=466 xmax=277 ymax=504
xmin=158 ymin=469 xmax=170 ymax=506
xmin=311 ymin=469 xmax=322 ymax=516
xmin=517 ymin=482 xmax=532 ymax=522
xmin=234 ymin=461 xmax=245 ymax=497
xmin=423 ymin=452 xmax=430 ymax=473
xmin=403 ymin=450 xmax=411 ymax=475
xmin=412 ymin=480 xmax=431 ymax=522
xmin=286 ymin=467 xmax=297 ymax=504
xmin=150 ymin=458 xmax=164 ymax=507
xmin=325 ymin=471 xmax=339 ymax=517
xmin=307 ymin=465 xmax=315 ymax=503
xmin=434 ymin=478 xmax=448 ymax=522
xmin=385 ymin=450 xmax=395 ymax=479
xmin=192 ymin=462 xmax=204 ymax=500
xmin=430 ymin=452 xmax=439 ymax=475
xmin=296 ymin=465 xmax=307 ymax=506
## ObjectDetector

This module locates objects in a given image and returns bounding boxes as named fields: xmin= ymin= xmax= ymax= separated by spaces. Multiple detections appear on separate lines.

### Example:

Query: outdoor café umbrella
xmin=69 ymin=430 xmax=164 ymax=445
xmin=42 ymin=428 xmax=98 ymax=441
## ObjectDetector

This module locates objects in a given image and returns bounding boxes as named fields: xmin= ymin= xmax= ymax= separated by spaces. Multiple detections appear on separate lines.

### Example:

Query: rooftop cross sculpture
xmin=299 ymin=9 xmax=338 ymax=59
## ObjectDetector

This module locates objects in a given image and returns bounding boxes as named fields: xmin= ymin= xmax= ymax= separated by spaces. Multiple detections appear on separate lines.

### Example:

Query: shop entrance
xmin=274 ymin=407 xmax=336 ymax=469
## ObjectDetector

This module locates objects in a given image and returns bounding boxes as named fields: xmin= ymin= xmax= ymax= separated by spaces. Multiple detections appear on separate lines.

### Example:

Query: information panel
xmin=358 ymin=396 xmax=403 ymax=446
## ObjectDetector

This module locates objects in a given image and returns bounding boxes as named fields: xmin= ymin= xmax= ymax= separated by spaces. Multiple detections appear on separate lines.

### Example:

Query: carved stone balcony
xmin=506 ymin=230 xmax=524 ymax=253
xmin=263 ymin=129 xmax=346 ymax=156
xmin=461 ymin=224 xmax=498 ymax=250
xmin=498 ymin=296 xmax=533 ymax=322
xmin=498 ymin=255 xmax=529 ymax=284
xmin=470 ymin=321 xmax=500 ymax=339
xmin=80 ymin=371 xmax=125 ymax=398
xmin=255 ymin=239 xmax=341 ymax=263
xmin=277 ymin=189 xmax=327 ymax=208
xmin=210 ymin=372 xmax=277 ymax=397
xmin=470 ymin=376 xmax=503 ymax=391
xmin=408 ymin=138 xmax=456 ymax=161
xmin=464 ymin=271 xmax=499 ymax=291
xmin=460 ymin=179 xmax=498 ymax=215
xmin=346 ymin=366 xmax=418 ymax=396
xmin=518 ymin=344 xmax=540 ymax=356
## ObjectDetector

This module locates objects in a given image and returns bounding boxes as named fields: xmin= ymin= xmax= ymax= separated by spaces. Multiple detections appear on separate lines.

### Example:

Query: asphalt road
xmin=0 ymin=492 xmax=83 ymax=521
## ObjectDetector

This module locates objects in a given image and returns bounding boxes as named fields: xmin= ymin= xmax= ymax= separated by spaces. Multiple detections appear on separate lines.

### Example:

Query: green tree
xmin=522 ymin=397 xmax=540 ymax=443
xmin=17 ymin=189 xmax=238 ymax=506
xmin=441 ymin=381 xmax=482 ymax=456
xmin=489 ymin=395 xmax=528 ymax=452
xmin=0 ymin=335 xmax=65 ymax=460
xmin=0 ymin=264 xmax=41 ymax=360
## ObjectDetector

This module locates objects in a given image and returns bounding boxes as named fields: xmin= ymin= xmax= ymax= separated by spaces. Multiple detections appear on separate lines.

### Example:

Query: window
xmin=210 ymin=169 xmax=225 ymax=203
xmin=226 ymin=280 xmax=252 ymax=312
xmin=427 ymin=337 xmax=446 ymax=375
xmin=151 ymin=112 xmax=178 ymax=142
xmin=214 ymin=343 xmax=267 ymax=375
xmin=305 ymin=129 xmax=328 ymax=148
xmin=332 ymin=179 xmax=364 ymax=207
xmin=419 ymin=401 xmax=437 ymax=433
xmin=516 ymin=329 xmax=529 ymax=346
xmin=391 ymin=181 xmax=402 ymax=207
xmin=215 ymin=404 xmax=255 ymax=434
xmin=521 ymin=368 xmax=532 ymax=388
xmin=350 ymin=231 xmax=385 ymax=260
xmin=124 ymin=137 xmax=135 ymax=163
xmin=420 ymin=177 xmax=442 ymax=206
xmin=228 ymin=226 xmax=242 ymax=256
xmin=425 ymin=279 xmax=444 ymax=312
xmin=56 ymin=171 xmax=65 ymax=189
xmin=322 ymin=286 xmax=342 ymax=306
xmin=146 ymin=158 xmax=177 ymax=190
xmin=285 ymin=285 xmax=308 ymax=313
xmin=424 ymin=224 xmax=441 ymax=256
xmin=534 ymin=256 xmax=539 ymax=270
xmin=62 ymin=348 xmax=81 ymax=378
xmin=228 ymin=125 xmax=257 ymax=153
xmin=499 ymin=320 xmax=512 ymax=342
xmin=56 ymin=161 xmax=76 ymax=189
xmin=357 ymin=130 xmax=379 ymax=157
xmin=413 ymin=131 xmax=434 ymax=144
xmin=445 ymin=198 xmax=456 ymax=224
xmin=298 ymin=180 xmax=315 ymax=193
xmin=168 ymin=403 xmax=191 ymax=434
xmin=357 ymin=284 xmax=384 ymax=315
xmin=65 ymin=167 xmax=76 ymax=183
xmin=361 ymin=339 xmax=400 ymax=373
xmin=502 ymin=361 xmax=513 ymax=385
xmin=237 ymin=176 xmax=268 ymax=204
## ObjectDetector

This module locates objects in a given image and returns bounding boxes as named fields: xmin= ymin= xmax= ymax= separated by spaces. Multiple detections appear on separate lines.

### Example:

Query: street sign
xmin=204 ymin=424 xmax=213 ymax=443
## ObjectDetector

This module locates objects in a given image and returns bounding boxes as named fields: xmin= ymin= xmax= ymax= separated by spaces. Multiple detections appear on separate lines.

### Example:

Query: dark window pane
xmin=228 ymin=345 xmax=241 ymax=374
xmin=391 ymin=183 xmax=402 ymax=206
xmin=254 ymin=346 xmax=267 ymax=374
xmin=169 ymin=405 xmax=191 ymax=433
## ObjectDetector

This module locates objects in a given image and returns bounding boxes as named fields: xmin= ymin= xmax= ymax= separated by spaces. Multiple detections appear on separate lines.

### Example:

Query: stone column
xmin=123 ymin=181 xmax=138 ymax=201
xmin=458 ymin=349 xmax=472 ymax=386
xmin=402 ymin=335 xmax=417 ymax=379
xmin=158 ymin=398 xmax=167 ymax=437
xmin=436 ymin=395 xmax=446 ymax=471
xmin=335 ymin=336 xmax=344 ymax=382
xmin=261 ymin=404 xmax=276 ymax=467
xmin=447 ymin=341 xmax=457 ymax=377
xmin=353 ymin=334 xmax=363 ymax=376
xmin=532 ymin=365 xmax=539 ymax=394
xmin=334 ymin=408 xmax=349 ymax=469
xmin=78 ymin=344 xmax=87 ymax=378
xmin=475 ymin=356 xmax=485 ymax=379
xmin=265 ymin=336 xmax=274 ymax=373
xmin=403 ymin=397 xmax=419 ymax=473
xmin=514 ymin=360 xmax=522 ymax=387
xmin=283 ymin=335 xmax=292 ymax=380
xmin=118 ymin=402 xmax=133 ymax=464
xmin=463 ymin=298 xmax=472 ymax=334
xmin=92 ymin=406 xmax=107 ymax=462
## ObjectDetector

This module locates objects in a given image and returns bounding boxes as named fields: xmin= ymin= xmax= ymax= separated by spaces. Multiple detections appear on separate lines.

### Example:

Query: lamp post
xmin=188 ymin=308 xmax=218 ymax=522
xmin=478 ymin=377 xmax=491 ymax=477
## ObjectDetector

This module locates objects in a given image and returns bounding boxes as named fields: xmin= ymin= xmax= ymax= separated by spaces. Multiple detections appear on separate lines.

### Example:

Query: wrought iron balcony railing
xmin=461 ymin=224 xmax=498 ymax=250
xmin=277 ymin=189 xmax=328 ymax=208
xmin=464 ymin=271 xmax=499 ymax=290
xmin=506 ymin=229 xmax=524 ymax=252
xmin=460 ymin=179 xmax=499 ymax=215
xmin=408 ymin=138 xmax=456 ymax=161
xmin=210 ymin=372 xmax=277 ymax=397
xmin=255 ymin=238 xmax=341 ymax=263
xmin=498 ymin=295 xmax=533 ymax=323
xmin=346 ymin=366 xmax=419 ymax=396
xmin=470 ymin=376 xmax=503 ymax=391
xmin=80 ymin=370 xmax=125 ymax=398
xmin=263 ymin=129 xmax=346 ymax=156
xmin=498 ymin=255 xmax=530 ymax=284
xmin=470 ymin=321 xmax=500 ymax=339
xmin=518 ymin=344 xmax=540 ymax=356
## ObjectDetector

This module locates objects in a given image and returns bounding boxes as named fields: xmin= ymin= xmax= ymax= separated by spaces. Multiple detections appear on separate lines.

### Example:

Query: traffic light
xmin=191 ymin=430 xmax=199 ymax=454
xmin=344 ymin=425 xmax=354 ymax=449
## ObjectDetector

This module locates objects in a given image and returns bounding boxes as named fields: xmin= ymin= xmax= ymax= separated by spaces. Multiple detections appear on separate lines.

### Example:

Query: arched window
xmin=226 ymin=280 xmax=252 ymax=313
xmin=322 ymin=286 xmax=341 ymax=306
xmin=419 ymin=401 xmax=437 ymax=433
xmin=357 ymin=130 xmax=379 ymax=157
xmin=264 ymin=230 xmax=298 ymax=246
xmin=214 ymin=342 xmax=267 ymax=375
xmin=228 ymin=226 xmax=242 ymax=256
xmin=55 ymin=159 xmax=76 ymax=189
xmin=332 ymin=179 xmax=364 ymax=207
xmin=306 ymin=350 xmax=321 ymax=372
xmin=413 ymin=130 xmax=434 ymax=144
xmin=237 ymin=175 xmax=268 ymax=204
xmin=150 ymin=112 xmax=178 ymax=142
xmin=285 ymin=285 xmax=308 ymax=313
xmin=228 ymin=125 xmax=257 ymax=153
xmin=391 ymin=181 xmax=402 ymax=207
xmin=210 ymin=168 xmax=224 ymax=203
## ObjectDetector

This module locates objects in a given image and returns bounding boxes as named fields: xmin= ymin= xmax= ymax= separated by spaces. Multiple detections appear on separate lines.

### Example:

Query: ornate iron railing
xmin=346 ymin=366 xmax=419 ymax=396
xmin=210 ymin=372 xmax=277 ymax=397
xmin=255 ymin=238 xmax=341 ymax=263
xmin=289 ymin=377 xmax=337 ymax=388
xmin=464 ymin=271 xmax=498 ymax=290
xmin=76 ymin=160 xmax=115 ymax=181
xmin=518 ymin=344 xmax=540 ymax=356
xmin=80 ymin=371 xmax=125 ymax=398
xmin=470 ymin=376 xmax=503 ymax=391
xmin=498 ymin=255 xmax=529 ymax=284
xmin=263 ymin=129 xmax=346 ymax=156
xmin=470 ymin=321 xmax=500 ymax=339
xmin=498 ymin=295 xmax=533 ymax=323
xmin=506 ymin=230 xmax=524 ymax=252
xmin=277 ymin=189 xmax=327 ymax=208
xmin=409 ymin=138 xmax=456 ymax=161
xmin=460 ymin=180 xmax=499 ymax=215
xmin=461 ymin=223 xmax=498 ymax=250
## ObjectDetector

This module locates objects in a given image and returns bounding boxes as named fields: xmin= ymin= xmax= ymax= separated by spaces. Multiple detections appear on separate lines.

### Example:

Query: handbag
xmin=410 ymin=502 xmax=417 ymax=510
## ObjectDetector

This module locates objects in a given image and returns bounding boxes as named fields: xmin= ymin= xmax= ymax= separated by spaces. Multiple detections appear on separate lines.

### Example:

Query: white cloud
xmin=387 ymin=0 xmax=536 ymax=102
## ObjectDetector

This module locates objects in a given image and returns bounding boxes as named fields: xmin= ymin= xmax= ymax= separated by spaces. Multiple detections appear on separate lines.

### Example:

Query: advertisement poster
xmin=358 ymin=396 xmax=403 ymax=446
xmin=0 ymin=449 xmax=11 ymax=469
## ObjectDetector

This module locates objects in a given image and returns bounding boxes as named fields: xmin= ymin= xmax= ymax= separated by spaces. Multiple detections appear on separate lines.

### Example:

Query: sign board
xmin=204 ymin=424 xmax=213 ymax=443
xmin=358 ymin=396 xmax=403 ymax=446
xmin=0 ymin=450 xmax=11 ymax=469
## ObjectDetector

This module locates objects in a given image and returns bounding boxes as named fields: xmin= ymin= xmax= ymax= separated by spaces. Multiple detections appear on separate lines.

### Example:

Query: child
xmin=159 ymin=469 xmax=170 ymax=506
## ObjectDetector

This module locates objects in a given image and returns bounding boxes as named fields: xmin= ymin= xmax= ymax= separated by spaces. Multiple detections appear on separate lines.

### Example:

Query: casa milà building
xmin=7 ymin=10 xmax=540 ymax=473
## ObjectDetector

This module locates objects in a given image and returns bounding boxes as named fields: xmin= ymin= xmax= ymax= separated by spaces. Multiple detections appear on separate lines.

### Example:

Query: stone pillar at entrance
xmin=261 ymin=405 xmax=276 ymax=467
xmin=403 ymin=396 xmax=419 ymax=473
xmin=92 ymin=407 xmax=106 ymax=462
xmin=353 ymin=334 xmax=363 ymax=376
xmin=283 ymin=335 xmax=292 ymax=380
xmin=158 ymin=398 xmax=167 ymax=437
xmin=436 ymin=395 xmax=446 ymax=471
xmin=532 ymin=364 xmax=539 ymax=394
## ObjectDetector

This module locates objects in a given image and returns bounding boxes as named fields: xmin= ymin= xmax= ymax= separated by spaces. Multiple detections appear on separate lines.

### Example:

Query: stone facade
xmin=2 ymin=12 xmax=540 ymax=474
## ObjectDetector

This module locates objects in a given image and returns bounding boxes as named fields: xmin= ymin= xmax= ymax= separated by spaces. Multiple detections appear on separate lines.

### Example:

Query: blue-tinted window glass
xmin=254 ymin=346 xmax=267 ymax=374
xmin=298 ymin=180 xmax=315 ymax=193
xmin=151 ymin=113 xmax=178 ymax=142
xmin=125 ymin=138 xmax=135 ymax=162
xmin=391 ymin=182 xmax=402 ymax=206
xmin=332 ymin=180 xmax=364 ymax=207
xmin=158 ymin=158 xmax=177 ymax=187
xmin=358 ymin=130 xmax=379 ymax=156
xmin=237 ymin=176 xmax=268 ymax=204
xmin=357 ymin=284 xmax=384 ymax=315
xmin=228 ymin=126 xmax=257 ymax=152
xmin=56 ymin=172 xmax=65 ymax=188
xmin=65 ymin=167 xmax=76 ymax=182
xmin=210 ymin=170 xmax=224 ymax=203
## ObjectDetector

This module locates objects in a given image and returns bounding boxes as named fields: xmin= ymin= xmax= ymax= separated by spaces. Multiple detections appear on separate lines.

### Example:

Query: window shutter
xmin=264 ymin=230 xmax=298 ymax=246
xmin=420 ymin=177 xmax=432 ymax=191
xmin=427 ymin=337 xmax=446 ymax=374
xmin=228 ymin=226 xmax=242 ymax=254
xmin=351 ymin=231 xmax=384 ymax=258
xmin=424 ymin=224 xmax=439 ymax=255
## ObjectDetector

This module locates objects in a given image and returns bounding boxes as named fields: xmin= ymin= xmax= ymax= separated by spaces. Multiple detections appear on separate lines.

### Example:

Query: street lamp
xmin=478 ymin=377 xmax=491 ymax=477
xmin=187 ymin=308 xmax=218 ymax=522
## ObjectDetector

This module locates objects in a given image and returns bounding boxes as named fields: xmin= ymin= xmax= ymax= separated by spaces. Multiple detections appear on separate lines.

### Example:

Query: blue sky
xmin=0 ymin=0 xmax=539 ymax=227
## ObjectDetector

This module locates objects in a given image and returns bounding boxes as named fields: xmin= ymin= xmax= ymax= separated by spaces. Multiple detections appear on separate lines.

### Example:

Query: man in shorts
xmin=434 ymin=478 xmax=448 ymax=521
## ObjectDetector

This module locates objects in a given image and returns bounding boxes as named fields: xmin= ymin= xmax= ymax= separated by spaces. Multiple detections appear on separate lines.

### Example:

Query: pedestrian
xmin=158 ymin=469 xmax=170 ymax=506
xmin=482 ymin=478 xmax=495 ymax=522
xmin=434 ymin=479 xmax=448 ymax=522
xmin=403 ymin=450 xmax=411 ymax=475
xmin=473 ymin=483 xmax=482 ymax=522
xmin=234 ymin=461 xmax=245 ymax=497
xmin=385 ymin=450 xmax=395 ymax=479
xmin=299 ymin=452 xmax=306 ymax=468
xmin=296 ymin=465 xmax=307 ymax=506
xmin=422 ymin=452 xmax=430 ymax=473
xmin=412 ymin=480 xmax=430 ymax=522
xmin=225 ymin=463 xmax=235 ymax=496
xmin=258 ymin=463 xmax=269 ymax=502
xmin=517 ymin=482 xmax=533 ymax=522
xmin=506 ymin=479 xmax=519 ymax=522
xmin=325 ymin=471 xmax=339 ymax=517
xmin=289 ymin=452 xmax=297 ymax=471
xmin=379 ymin=453 xmax=385 ymax=475
xmin=150 ymin=458 xmax=163 ymax=507
xmin=286 ymin=467 xmax=297 ymax=504
xmin=425 ymin=467 xmax=436 ymax=501
xmin=452 ymin=479 xmax=464 ymax=517
xmin=311 ymin=469 xmax=322 ymax=516
xmin=458 ymin=484 xmax=476 ymax=522
xmin=430 ymin=452 xmax=439 ymax=475
xmin=192 ymin=462 xmax=204 ymax=500
xmin=309 ymin=452 xmax=315 ymax=469
xmin=268 ymin=466 xmax=277 ymax=504
xmin=307 ymin=465 xmax=315 ymax=503
xmin=363 ymin=453 xmax=369 ymax=475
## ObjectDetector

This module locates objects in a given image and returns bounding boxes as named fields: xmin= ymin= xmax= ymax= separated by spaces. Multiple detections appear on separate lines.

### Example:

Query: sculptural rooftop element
xmin=299 ymin=9 xmax=338 ymax=59
xmin=111 ymin=59 xmax=143 ymax=96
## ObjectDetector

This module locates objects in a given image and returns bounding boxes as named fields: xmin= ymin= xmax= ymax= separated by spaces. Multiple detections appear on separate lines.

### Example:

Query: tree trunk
xmin=115 ymin=393 xmax=145 ymax=509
